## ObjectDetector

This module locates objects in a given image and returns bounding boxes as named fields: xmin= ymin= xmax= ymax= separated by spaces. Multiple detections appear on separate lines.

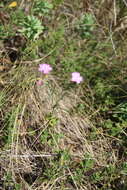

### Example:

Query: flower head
xmin=38 ymin=64 xmax=52 ymax=74
xmin=8 ymin=1 xmax=17 ymax=8
xmin=71 ymin=72 xmax=83 ymax=84
xmin=36 ymin=79 xmax=43 ymax=86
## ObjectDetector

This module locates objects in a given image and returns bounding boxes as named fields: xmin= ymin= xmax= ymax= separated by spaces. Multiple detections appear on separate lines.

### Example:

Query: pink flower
xmin=36 ymin=80 xmax=43 ymax=86
xmin=71 ymin=72 xmax=83 ymax=84
xmin=38 ymin=64 xmax=52 ymax=74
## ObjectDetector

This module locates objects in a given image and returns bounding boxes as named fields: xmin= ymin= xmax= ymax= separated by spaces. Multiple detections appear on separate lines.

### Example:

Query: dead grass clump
xmin=28 ymin=75 xmax=114 ymax=164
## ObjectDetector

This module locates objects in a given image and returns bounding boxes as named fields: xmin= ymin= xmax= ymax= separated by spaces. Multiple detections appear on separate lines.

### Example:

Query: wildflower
xmin=8 ymin=1 xmax=17 ymax=8
xmin=36 ymin=80 xmax=43 ymax=86
xmin=71 ymin=72 xmax=83 ymax=84
xmin=38 ymin=64 xmax=52 ymax=74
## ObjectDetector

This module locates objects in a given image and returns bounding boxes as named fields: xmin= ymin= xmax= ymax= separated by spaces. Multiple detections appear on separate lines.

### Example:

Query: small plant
xmin=73 ymin=154 xmax=95 ymax=184
xmin=113 ymin=102 xmax=127 ymax=121
xmin=4 ymin=172 xmax=21 ymax=190
xmin=121 ymin=162 xmax=127 ymax=175
xmin=34 ymin=0 xmax=53 ymax=16
xmin=103 ymin=102 xmax=127 ymax=136
xmin=77 ymin=13 xmax=95 ymax=39
xmin=19 ymin=15 xmax=44 ymax=40
xmin=82 ymin=154 xmax=95 ymax=172
xmin=0 ymin=25 xmax=16 ymax=39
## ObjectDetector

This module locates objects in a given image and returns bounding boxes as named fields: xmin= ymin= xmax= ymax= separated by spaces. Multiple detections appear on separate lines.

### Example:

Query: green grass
xmin=0 ymin=0 xmax=127 ymax=189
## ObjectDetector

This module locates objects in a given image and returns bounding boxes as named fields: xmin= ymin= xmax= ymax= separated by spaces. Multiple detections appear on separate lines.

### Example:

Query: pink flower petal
xmin=38 ymin=64 xmax=52 ymax=74
xmin=71 ymin=72 xmax=83 ymax=84
xmin=72 ymin=72 xmax=80 ymax=77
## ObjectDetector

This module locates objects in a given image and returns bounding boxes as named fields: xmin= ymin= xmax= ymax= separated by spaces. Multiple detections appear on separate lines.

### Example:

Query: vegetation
xmin=0 ymin=0 xmax=127 ymax=189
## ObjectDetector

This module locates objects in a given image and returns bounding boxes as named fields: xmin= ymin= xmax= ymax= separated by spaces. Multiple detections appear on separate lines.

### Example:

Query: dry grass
xmin=0 ymin=74 xmax=118 ymax=189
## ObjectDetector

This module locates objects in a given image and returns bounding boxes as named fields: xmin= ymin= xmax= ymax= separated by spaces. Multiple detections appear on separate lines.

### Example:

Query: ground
xmin=0 ymin=0 xmax=127 ymax=190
